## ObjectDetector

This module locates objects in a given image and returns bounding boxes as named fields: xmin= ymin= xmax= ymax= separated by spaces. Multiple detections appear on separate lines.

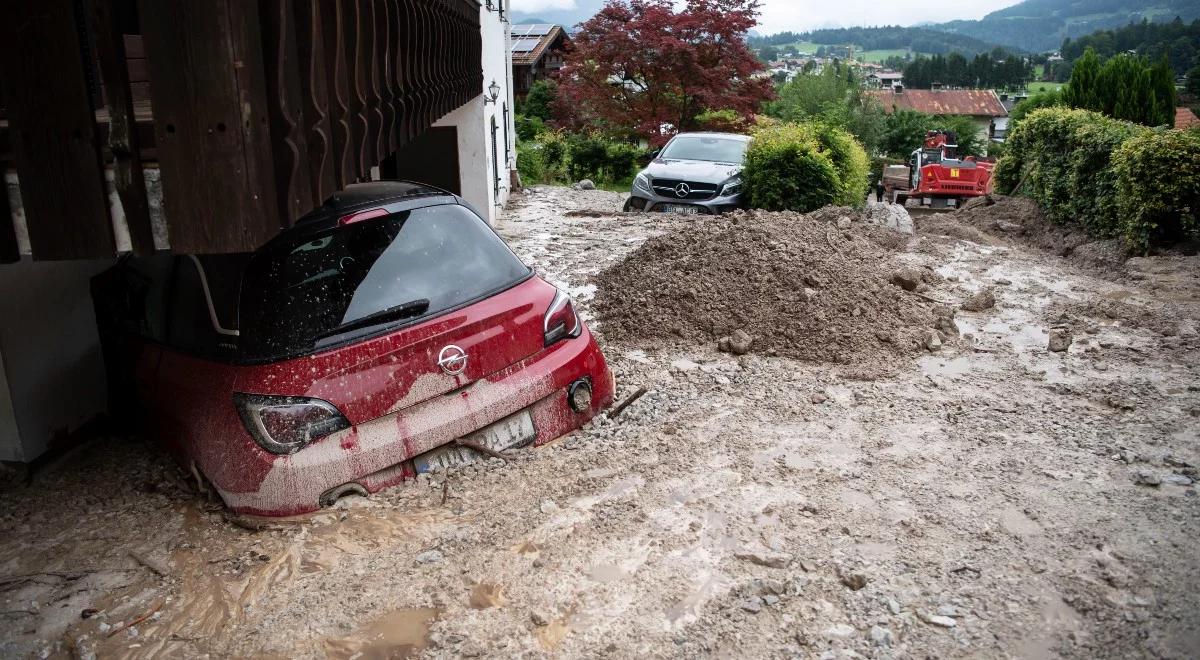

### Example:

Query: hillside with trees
xmin=1061 ymin=17 xmax=1200 ymax=75
xmin=932 ymin=0 xmax=1200 ymax=52
xmin=749 ymin=26 xmax=1006 ymax=57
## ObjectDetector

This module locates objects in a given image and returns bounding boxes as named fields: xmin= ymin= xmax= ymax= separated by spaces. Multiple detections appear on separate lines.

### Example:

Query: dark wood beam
xmin=0 ymin=0 xmax=115 ymax=260
xmin=86 ymin=0 xmax=155 ymax=255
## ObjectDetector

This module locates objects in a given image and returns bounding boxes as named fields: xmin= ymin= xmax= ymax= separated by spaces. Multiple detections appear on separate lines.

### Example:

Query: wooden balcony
xmin=0 ymin=0 xmax=483 ymax=261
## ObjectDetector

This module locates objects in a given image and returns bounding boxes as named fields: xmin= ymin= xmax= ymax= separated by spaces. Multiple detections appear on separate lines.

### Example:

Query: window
xmin=660 ymin=136 xmax=749 ymax=164
xmin=238 ymin=204 xmax=530 ymax=362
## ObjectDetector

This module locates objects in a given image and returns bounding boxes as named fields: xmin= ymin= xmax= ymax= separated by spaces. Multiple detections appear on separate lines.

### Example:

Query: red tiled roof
xmin=1176 ymin=107 xmax=1200 ymax=130
xmin=866 ymin=89 xmax=1008 ymax=117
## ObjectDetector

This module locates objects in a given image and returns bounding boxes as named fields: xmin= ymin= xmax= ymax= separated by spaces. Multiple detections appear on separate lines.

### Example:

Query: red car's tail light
xmin=233 ymin=393 xmax=351 ymax=455
xmin=544 ymin=289 xmax=582 ymax=347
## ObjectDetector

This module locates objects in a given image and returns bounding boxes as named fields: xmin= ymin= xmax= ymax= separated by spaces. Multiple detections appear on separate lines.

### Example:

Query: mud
xmin=594 ymin=210 xmax=940 ymax=366
xmin=1 ymin=185 xmax=1199 ymax=659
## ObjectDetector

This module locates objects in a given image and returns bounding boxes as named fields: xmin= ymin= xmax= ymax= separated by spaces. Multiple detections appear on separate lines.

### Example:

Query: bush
xmin=996 ymin=107 xmax=1146 ymax=238
xmin=516 ymin=141 xmax=545 ymax=185
xmin=566 ymin=135 xmax=645 ymax=183
xmin=1113 ymin=129 xmax=1200 ymax=249
xmin=539 ymin=132 xmax=570 ymax=181
xmin=515 ymin=114 xmax=546 ymax=142
xmin=808 ymin=123 xmax=870 ymax=206
xmin=743 ymin=123 xmax=842 ymax=212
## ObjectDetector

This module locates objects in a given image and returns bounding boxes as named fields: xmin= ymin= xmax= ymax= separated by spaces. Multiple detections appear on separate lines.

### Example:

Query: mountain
xmin=509 ymin=1 xmax=605 ymax=29
xmin=930 ymin=0 xmax=1200 ymax=52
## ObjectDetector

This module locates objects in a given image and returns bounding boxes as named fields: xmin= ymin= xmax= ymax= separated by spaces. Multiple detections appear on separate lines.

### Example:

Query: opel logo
xmin=674 ymin=182 xmax=691 ymax=198
xmin=437 ymin=345 xmax=468 ymax=376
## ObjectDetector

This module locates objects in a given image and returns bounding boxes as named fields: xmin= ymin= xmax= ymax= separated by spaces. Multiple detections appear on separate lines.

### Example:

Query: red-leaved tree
xmin=553 ymin=0 xmax=773 ymax=145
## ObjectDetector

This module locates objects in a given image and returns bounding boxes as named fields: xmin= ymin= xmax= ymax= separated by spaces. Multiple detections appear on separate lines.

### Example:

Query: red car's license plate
xmin=413 ymin=411 xmax=536 ymax=473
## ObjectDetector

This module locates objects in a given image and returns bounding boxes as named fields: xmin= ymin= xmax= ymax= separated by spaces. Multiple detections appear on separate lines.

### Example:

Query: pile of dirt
xmin=593 ymin=210 xmax=945 ymax=365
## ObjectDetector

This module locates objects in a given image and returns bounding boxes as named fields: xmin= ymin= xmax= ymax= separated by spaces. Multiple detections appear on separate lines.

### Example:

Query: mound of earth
xmin=593 ymin=210 xmax=947 ymax=365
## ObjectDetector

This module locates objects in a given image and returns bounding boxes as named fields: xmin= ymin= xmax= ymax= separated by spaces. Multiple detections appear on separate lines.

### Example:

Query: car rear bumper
xmin=210 ymin=328 xmax=614 ymax=516
xmin=625 ymin=188 xmax=742 ymax=214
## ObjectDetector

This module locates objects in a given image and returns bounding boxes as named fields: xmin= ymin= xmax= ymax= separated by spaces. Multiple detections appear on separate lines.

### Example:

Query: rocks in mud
xmin=1163 ymin=474 xmax=1194 ymax=486
xmin=574 ymin=179 xmax=596 ymax=191
xmin=1048 ymin=328 xmax=1073 ymax=353
xmin=919 ymin=612 xmax=958 ymax=628
xmin=869 ymin=625 xmax=894 ymax=647
xmin=839 ymin=572 xmax=868 ymax=591
xmin=961 ymin=287 xmax=996 ymax=312
xmin=718 ymin=329 xmax=754 ymax=356
xmin=810 ymin=391 xmax=829 ymax=405
xmin=837 ymin=216 xmax=852 ymax=230
xmin=865 ymin=203 xmax=914 ymax=235
xmin=734 ymin=547 xmax=794 ymax=569
xmin=924 ymin=330 xmax=943 ymax=351
xmin=740 ymin=597 xmax=764 ymax=614
xmin=1133 ymin=470 xmax=1162 ymax=487
xmin=670 ymin=358 xmax=701 ymax=373
xmin=891 ymin=267 xmax=923 ymax=292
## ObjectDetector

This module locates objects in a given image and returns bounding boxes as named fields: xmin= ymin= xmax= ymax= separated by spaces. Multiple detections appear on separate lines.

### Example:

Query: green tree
xmin=765 ymin=63 xmax=886 ymax=155
xmin=759 ymin=45 xmax=779 ymax=62
xmin=1063 ymin=48 xmax=1102 ymax=111
xmin=1187 ymin=64 xmax=1200 ymax=97
xmin=521 ymin=79 xmax=558 ymax=122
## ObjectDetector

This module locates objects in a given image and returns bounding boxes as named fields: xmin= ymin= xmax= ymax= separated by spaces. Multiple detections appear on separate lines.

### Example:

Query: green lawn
xmin=1025 ymin=81 xmax=1065 ymax=94
xmin=858 ymin=49 xmax=916 ymax=64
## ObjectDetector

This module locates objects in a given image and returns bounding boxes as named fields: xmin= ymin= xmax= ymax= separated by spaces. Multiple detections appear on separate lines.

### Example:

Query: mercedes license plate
xmin=661 ymin=204 xmax=699 ymax=215
xmin=413 ymin=411 xmax=536 ymax=473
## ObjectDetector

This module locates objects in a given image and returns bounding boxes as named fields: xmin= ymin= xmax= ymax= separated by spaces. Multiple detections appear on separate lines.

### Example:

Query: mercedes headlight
xmin=634 ymin=173 xmax=652 ymax=192
xmin=720 ymin=176 xmax=743 ymax=197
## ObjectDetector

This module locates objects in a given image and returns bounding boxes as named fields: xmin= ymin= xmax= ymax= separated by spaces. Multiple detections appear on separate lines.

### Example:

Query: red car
xmin=97 ymin=182 xmax=613 ymax=517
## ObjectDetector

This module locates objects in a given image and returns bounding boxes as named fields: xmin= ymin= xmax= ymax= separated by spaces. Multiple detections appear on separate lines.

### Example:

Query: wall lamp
xmin=483 ymin=80 xmax=501 ymax=104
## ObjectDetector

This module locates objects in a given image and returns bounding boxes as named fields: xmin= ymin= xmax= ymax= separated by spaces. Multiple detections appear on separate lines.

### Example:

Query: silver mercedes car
xmin=624 ymin=132 xmax=750 ymax=215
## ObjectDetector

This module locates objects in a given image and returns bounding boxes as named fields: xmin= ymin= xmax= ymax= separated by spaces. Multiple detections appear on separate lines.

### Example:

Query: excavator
xmin=882 ymin=130 xmax=994 ymax=209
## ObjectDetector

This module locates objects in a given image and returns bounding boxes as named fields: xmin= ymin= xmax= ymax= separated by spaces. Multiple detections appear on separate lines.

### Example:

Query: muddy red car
xmin=98 ymin=182 xmax=613 ymax=517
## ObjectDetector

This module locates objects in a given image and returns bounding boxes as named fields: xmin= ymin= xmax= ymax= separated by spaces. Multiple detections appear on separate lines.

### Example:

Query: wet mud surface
xmin=1 ymin=186 xmax=1198 ymax=658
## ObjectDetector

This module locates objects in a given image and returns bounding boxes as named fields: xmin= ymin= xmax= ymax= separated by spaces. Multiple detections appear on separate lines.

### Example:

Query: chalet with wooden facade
xmin=510 ymin=24 xmax=569 ymax=97
xmin=0 ymin=0 xmax=517 ymax=463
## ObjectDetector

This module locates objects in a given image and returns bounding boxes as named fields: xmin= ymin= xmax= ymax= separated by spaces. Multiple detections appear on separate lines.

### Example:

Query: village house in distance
xmin=866 ymin=84 xmax=1009 ymax=151
xmin=510 ymin=23 xmax=571 ymax=97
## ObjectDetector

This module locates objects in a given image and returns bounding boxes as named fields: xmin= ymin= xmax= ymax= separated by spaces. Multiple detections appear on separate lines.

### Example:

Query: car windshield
xmin=238 ymin=204 xmax=530 ymax=362
xmin=660 ymin=136 xmax=748 ymax=164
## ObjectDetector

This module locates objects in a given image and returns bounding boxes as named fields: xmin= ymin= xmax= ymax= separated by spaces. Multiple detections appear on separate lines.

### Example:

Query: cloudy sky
xmin=509 ymin=0 xmax=1020 ymax=31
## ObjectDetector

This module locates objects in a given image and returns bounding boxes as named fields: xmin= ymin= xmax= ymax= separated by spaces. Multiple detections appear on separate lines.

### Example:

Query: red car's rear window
xmin=238 ymin=204 xmax=530 ymax=362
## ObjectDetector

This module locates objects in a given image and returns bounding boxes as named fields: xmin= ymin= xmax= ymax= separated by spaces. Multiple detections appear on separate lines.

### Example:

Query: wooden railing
xmin=0 ymin=0 xmax=483 ymax=260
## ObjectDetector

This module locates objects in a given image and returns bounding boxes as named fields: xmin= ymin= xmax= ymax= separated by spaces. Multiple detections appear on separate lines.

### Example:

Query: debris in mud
xmin=1048 ymin=328 xmax=1073 ymax=353
xmin=961 ymin=287 xmax=996 ymax=312
xmin=595 ymin=210 xmax=940 ymax=364
xmin=734 ymin=547 xmax=794 ymax=569
xmin=809 ymin=204 xmax=914 ymax=235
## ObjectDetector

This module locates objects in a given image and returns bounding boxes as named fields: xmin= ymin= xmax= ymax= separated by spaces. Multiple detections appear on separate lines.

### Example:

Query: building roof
xmin=870 ymin=71 xmax=903 ymax=80
xmin=1176 ymin=107 xmax=1200 ymax=130
xmin=510 ymin=24 xmax=568 ymax=67
xmin=866 ymin=89 xmax=1008 ymax=117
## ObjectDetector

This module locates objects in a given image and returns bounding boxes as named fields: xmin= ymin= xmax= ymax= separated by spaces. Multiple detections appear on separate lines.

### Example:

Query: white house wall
xmin=434 ymin=2 xmax=515 ymax=225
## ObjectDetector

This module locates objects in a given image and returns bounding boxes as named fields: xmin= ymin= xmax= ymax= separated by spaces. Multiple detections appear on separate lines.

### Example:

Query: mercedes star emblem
xmin=674 ymin=182 xmax=691 ymax=198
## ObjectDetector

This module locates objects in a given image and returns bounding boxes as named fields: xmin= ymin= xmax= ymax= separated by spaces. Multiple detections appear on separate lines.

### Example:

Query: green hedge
xmin=996 ymin=106 xmax=1199 ymax=250
xmin=1113 ymin=129 xmax=1200 ymax=249
xmin=516 ymin=132 xmax=646 ymax=187
xmin=743 ymin=122 xmax=869 ymax=212
xmin=995 ymin=107 xmax=1146 ymax=239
